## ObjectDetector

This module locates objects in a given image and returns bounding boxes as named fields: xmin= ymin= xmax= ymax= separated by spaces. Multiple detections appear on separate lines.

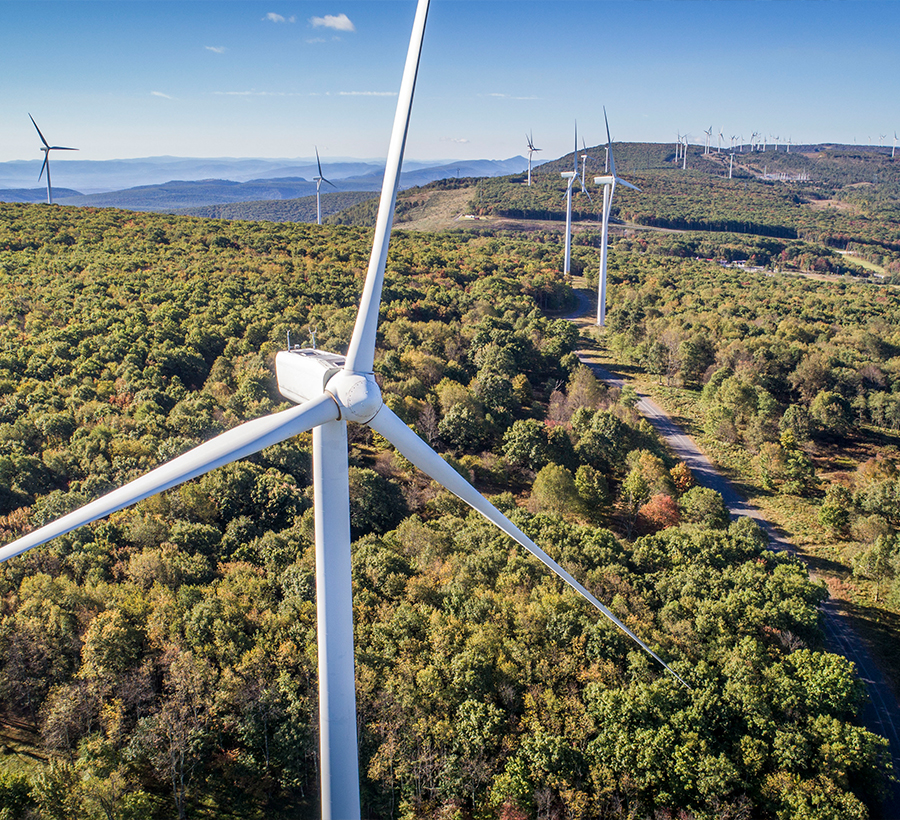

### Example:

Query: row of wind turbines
xmin=7 ymin=2 xmax=686 ymax=819
xmin=528 ymin=116 xmax=638 ymax=328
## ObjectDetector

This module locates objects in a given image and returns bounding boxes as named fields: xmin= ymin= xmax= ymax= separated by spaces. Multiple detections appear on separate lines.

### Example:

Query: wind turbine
xmin=704 ymin=126 xmax=712 ymax=154
xmin=579 ymin=138 xmax=595 ymax=194
xmin=313 ymin=147 xmax=337 ymax=225
xmin=1 ymin=4 xmax=685 ymax=817
xmin=29 ymin=114 xmax=77 ymax=205
xmin=594 ymin=108 xmax=640 ymax=327
xmin=717 ymin=130 xmax=724 ymax=153
xmin=526 ymin=131 xmax=541 ymax=186
xmin=682 ymin=135 xmax=688 ymax=169
xmin=560 ymin=122 xmax=579 ymax=277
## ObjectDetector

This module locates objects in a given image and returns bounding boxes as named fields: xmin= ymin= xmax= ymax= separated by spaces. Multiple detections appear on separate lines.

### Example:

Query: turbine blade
xmin=344 ymin=0 xmax=430 ymax=374
xmin=324 ymin=177 xmax=338 ymax=189
xmin=38 ymin=155 xmax=48 ymax=181
xmin=0 ymin=394 xmax=339 ymax=564
xmin=368 ymin=405 xmax=689 ymax=687
xmin=316 ymin=146 xmax=323 ymax=179
xmin=603 ymin=107 xmax=617 ymax=179
xmin=29 ymin=114 xmax=50 ymax=148
xmin=50 ymin=146 xmax=78 ymax=152
xmin=617 ymin=178 xmax=641 ymax=192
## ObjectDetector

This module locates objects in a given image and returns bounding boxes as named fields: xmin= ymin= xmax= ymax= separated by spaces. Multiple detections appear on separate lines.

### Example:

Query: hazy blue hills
xmin=0 ymin=155 xmax=530 ymax=212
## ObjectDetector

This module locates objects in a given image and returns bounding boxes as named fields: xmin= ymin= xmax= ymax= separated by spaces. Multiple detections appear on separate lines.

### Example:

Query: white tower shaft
xmin=313 ymin=420 xmax=360 ymax=820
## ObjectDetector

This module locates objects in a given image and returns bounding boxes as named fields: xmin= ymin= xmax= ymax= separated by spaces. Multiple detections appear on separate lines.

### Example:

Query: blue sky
xmin=2 ymin=1 xmax=899 ymax=165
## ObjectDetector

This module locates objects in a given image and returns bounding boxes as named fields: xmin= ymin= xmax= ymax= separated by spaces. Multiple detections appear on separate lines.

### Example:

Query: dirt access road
xmin=565 ymin=287 xmax=900 ymax=816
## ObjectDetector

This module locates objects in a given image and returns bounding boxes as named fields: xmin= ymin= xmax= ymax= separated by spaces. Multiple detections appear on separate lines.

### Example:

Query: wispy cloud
xmin=205 ymin=46 xmax=227 ymax=54
xmin=441 ymin=137 xmax=470 ymax=145
xmin=338 ymin=91 xmax=396 ymax=97
xmin=214 ymin=90 xmax=306 ymax=97
xmin=482 ymin=93 xmax=539 ymax=101
xmin=264 ymin=12 xmax=296 ymax=23
xmin=309 ymin=13 xmax=355 ymax=32
xmin=151 ymin=91 xmax=173 ymax=99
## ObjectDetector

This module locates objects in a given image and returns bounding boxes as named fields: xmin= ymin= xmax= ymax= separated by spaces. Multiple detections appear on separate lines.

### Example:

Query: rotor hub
xmin=326 ymin=370 xmax=383 ymax=424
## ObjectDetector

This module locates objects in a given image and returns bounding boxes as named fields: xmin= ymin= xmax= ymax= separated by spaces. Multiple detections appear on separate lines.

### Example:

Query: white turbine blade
xmin=368 ymin=405 xmax=689 ymax=687
xmin=344 ymin=0 xmax=429 ymax=374
xmin=50 ymin=146 xmax=78 ymax=152
xmin=603 ymin=107 xmax=617 ymax=179
xmin=315 ymin=146 xmax=323 ymax=179
xmin=617 ymin=178 xmax=641 ymax=192
xmin=29 ymin=114 xmax=50 ymax=148
xmin=0 ymin=393 xmax=339 ymax=564
xmin=38 ymin=155 xmax=48 ymax=181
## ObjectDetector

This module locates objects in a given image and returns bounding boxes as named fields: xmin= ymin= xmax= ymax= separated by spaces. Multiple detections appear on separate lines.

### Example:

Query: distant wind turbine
xmin=704 ymin=126 xmax=712 ymax=154
xmin=594 ymin=108 xmax=639 ymax=327
xmin=561 ymin=123 xmax=580 ymax=276
xmin=314 ymin=147 xmax=337 ymax=225
xmin=4 ymin=5 xmax=686 ymax=819
xmin=717 ymin=130 xmax=724 ymax=153
xmin=29 ymin=114 xmax=77 ymax=205
xmin=526 ymin=131 xmax=541 ymax=186
xmin=893 ymin=132 xmax=898 ymax=159
xmin=579 ymin=138 xmax=595 ymax=194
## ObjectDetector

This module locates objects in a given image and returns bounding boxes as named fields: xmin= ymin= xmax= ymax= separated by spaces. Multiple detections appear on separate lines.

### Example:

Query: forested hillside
xmin=0 ymin=203 xmax=893 ymax=819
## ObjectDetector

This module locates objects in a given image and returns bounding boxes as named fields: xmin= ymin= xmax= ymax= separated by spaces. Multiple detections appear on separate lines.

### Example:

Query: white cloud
xmin=309 ymin=13 xmax=355 ymax=32
xmin=441 ymin=137 xmax=470 ymax=145
xmin=482 ymin=93 xmax=539 ymax=101
xmin=151 ymin=91 xmax=172 ymax=99
xmin=214 ymin=91 xmax=306 ymax=97
xmin=264 ymin=12 xmax=295 ymax=23
xmin=205 ymin=46 xmax=227 ymax=53
xmin=338 ymin=91 xmax=397 ymax=97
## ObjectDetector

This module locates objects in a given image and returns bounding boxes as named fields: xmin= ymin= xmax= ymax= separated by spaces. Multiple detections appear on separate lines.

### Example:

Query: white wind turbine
xmin=561 ymin=122 xmax=580 ymax=276
xmin=29 ymin=114 xmax=77 ymax=205
xmin=526 ymin=130 xmax=541 ymax=186
xmin=1 ymin=3 xmax=685 ymax=818
xmin=893 ymin=132 xmax=898 ymax=159
xmin=579 ymin=138 xmax=596 ymax=196
xmin=704 ymin=126 xmax=712 ymax=154
xmin=313 ymin=147 xmax=336 ymax=225
xmin=594 ymin=108 xmax=640 ymax=327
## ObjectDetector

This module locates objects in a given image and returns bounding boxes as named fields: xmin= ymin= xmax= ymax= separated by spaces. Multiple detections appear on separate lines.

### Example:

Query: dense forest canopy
xmin=0 ymin=202 xmax=894 ymax=819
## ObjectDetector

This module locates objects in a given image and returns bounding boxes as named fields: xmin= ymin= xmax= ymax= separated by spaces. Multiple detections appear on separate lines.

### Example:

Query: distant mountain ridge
xmin=0 ymin=155 xmax=530 ymax=211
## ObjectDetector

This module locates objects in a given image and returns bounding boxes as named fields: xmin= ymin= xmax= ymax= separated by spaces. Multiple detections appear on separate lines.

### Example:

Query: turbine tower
xmin=594 ymin=108 xmax=640 ymax=327
xmin=526 ymin=131 xmax=541 ymax=186
xmin=29 ymin=114 xmax=77 ymax=205
xmin=893 ymin=132 xmax=898 ymax=159
xmin=560 ymin=122 xmax=579 ymax=277
xmin=2 ymin=4 xmax=685 ymax=818
xmin=313 ymin=147 xmax=337 ymax=225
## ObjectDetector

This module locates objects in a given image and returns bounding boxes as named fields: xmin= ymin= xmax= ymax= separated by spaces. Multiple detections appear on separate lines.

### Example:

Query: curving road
xmin=565 ymin=288 xmax=900 ymax=816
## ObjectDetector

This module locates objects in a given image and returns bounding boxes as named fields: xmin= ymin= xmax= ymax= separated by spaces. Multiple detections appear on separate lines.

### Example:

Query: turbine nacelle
xmin=275 ymin=349 xmax=383 ymax=424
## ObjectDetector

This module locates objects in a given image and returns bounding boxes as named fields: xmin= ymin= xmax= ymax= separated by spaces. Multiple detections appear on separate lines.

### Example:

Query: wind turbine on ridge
xmin=1 ymin=3 xmax=686 ymax=818
xmin=560 ymin=122 xmax=580 ymax=277
xmin=526 ymin=130 xmax=541 ymax=186
xmin=29 ymin=114 xmax=77 ymax=205
xmin=594 ymin=108 xmax=640 ymax=327
xmin=313 ymin=147 xmax=336 ymax=225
